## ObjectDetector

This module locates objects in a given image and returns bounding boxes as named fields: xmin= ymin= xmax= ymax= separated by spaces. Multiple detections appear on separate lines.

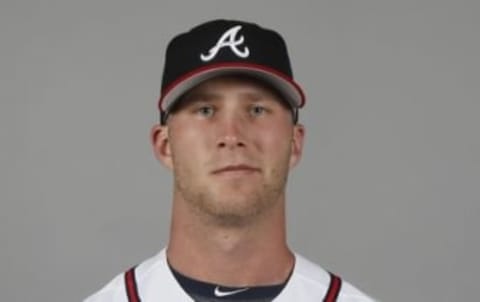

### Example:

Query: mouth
xmin=211 ymin=164 xmax=261 ymax=175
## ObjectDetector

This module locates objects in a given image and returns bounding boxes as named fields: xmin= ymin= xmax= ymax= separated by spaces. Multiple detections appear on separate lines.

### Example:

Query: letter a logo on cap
xmin=200 ymin=25 xmax=250 ymax=62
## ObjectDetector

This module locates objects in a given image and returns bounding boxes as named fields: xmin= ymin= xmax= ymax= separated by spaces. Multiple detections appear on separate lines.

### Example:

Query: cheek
xmin=257 ymin=125 xmax=292 ymax=159
xmin=169 ymin=124 xmax=212 ymax=166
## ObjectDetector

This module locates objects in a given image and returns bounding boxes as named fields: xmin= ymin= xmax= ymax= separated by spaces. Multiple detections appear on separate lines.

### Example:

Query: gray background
xmin=1 ymin=0 xmax=478 ymax=301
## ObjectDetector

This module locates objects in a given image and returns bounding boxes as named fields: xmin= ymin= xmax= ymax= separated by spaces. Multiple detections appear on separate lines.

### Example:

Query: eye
xmin=250 ymin=104 xmax=268 ymax=116
xmin=195 ymin=105 xmax=215 ymax=117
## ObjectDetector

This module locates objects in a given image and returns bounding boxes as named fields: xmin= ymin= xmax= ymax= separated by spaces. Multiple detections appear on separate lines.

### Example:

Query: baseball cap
xmin=158 ymin=19 xmax=305 ymax=124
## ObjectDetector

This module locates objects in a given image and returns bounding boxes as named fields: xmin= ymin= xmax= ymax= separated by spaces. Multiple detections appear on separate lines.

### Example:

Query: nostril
xmin=217 ymin=135 xmax=245 ymax=148
xmin=217 ymin=140 xmax=245 ymax=148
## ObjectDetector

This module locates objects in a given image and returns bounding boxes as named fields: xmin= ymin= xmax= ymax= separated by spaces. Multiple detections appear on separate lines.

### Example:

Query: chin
xmin=179 ymin=180 xmax=283 ymax=226
xmin=202 ymin=194 xmax=275 ymax=227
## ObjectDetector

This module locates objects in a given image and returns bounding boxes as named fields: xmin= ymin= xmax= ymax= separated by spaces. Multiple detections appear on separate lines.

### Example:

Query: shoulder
xmin=83 ymin=272 xmax=126 ymax=302
xmin=83 ymin=249 xmax=167 ymax=302
xmin=282 ymin=254 xmax=377 ymax=302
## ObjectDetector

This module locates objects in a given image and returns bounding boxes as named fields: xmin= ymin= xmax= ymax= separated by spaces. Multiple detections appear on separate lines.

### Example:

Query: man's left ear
xmin=289 ymin=124 xmax=305 ymax=168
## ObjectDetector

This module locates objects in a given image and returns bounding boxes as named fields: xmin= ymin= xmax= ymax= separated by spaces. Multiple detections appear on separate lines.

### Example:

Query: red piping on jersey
xmin=125 ymin=267 xmax=141 ymax=302
xmin=323 ymin=272 xmax=342 ymax=302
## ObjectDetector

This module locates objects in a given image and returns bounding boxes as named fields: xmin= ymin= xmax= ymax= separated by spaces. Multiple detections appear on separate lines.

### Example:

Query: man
xmin=85 ymin=19 xmax=376 ymax=302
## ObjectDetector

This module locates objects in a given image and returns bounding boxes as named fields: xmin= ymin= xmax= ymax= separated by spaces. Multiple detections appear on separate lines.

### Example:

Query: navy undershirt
xmin=168 ymin=263 xmax=290 ymax=302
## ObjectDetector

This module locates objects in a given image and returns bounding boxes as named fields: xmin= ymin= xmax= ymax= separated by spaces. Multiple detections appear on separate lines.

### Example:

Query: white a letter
xmin=200 ymin=25 xmax=250 ymax=62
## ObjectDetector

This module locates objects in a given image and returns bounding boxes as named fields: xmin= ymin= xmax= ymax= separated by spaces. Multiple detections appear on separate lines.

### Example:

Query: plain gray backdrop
xmin=1 ymin=0 xmax=478 ymax=301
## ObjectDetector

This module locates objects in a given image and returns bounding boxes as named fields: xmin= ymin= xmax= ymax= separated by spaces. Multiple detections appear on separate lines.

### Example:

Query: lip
xmin=211 ymin=164 xmax=261 ymax=175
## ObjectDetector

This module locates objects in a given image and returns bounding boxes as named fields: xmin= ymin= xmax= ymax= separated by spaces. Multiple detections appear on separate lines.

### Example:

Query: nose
xmin=216 ymin=112 xmax=247 ymax=149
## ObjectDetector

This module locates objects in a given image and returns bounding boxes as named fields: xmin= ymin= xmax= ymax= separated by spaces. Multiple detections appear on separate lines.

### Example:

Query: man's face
xmin=152 ymin=76 xmax=304 ymax=227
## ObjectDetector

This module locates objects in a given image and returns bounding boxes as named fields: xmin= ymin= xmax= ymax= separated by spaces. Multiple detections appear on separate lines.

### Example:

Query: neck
xmin=167 ymin=195 xmax=294 ymax=287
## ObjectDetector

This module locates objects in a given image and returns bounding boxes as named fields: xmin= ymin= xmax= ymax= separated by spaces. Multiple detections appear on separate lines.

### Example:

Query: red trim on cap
xmin=323 ymin=272 xmax=342 ymax=302
xmin=157 ymin=62 xmax=306 ymax=111
xmin=125 ymin=267 xmax=141 ymax=302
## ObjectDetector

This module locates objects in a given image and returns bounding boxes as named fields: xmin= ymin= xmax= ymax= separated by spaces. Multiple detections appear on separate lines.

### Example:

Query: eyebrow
xmin=169 ymin=87 xmax=290 ymax=116
xmin=184 ymin=90 xmax=271 ymax=103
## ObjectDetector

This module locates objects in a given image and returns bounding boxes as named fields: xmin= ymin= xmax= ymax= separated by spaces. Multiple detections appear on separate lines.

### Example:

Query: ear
xmin=150 ymin=123 xmax=173 ymax=170
xmin=289 ymin=123 xmax=305 ymax=168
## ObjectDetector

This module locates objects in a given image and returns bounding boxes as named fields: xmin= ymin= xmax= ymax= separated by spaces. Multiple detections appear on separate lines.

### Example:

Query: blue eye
xmin=250 ymin=105 xmax=267 ymax=116
xmin=196 ymin=105 xmax=215 ymax=117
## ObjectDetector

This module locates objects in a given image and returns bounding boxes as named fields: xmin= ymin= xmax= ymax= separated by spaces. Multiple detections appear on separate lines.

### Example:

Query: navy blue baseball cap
xmin=158 ymin=19 xmax=305 ymax=124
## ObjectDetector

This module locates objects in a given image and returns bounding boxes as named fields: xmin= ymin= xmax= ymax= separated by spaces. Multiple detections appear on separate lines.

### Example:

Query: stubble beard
xmin=173 ymin=161 xmax=290 ymax=228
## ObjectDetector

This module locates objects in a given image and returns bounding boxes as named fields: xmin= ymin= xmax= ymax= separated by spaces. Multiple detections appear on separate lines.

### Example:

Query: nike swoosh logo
xmin=214 ymin=286 xmax=249 ymax=297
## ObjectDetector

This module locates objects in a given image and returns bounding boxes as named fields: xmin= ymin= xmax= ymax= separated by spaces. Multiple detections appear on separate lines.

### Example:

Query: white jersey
xmin=85 ymin=248 xmax=376 ymax=302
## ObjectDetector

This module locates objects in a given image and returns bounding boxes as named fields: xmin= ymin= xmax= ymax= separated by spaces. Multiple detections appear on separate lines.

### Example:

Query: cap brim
xmin=159 ymin=63 xmax=305 ymax=113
